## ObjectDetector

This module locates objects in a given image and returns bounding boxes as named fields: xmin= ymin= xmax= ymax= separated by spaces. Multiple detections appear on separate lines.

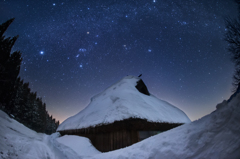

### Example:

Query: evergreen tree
xmin=225 ymin=0 xmax=240 ymax=92
xmin=0 ymin=19 xmax=59 ymax=134
xmin=0 ymin=18 xmax=22 ymax=114
xmin=41 ymin=103 xmax=47 ymax=132
xmin=12 ymin=77 xmax=24 ymax=120
xmin=45 ymin=112 xmax=51 ymax=134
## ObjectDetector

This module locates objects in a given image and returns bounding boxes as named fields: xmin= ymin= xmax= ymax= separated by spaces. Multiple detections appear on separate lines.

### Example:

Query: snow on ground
xmin=56 ymin=135 xmax=100 ymax=157
xmin=1 ymin=89 xmax=240 ymax=158
xmin=0 ymin=110 xmax=54 ymax=159
xmin=58 ymin=76 xmax=191 ymax=131
xmin=0 ymin=109 xmax=100 ymax=159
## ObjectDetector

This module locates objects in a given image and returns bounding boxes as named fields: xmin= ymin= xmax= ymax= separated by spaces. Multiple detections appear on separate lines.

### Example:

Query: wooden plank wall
xmin=77 ymin=130 xmax=139 ymax=152
xmin=58 ymin=119 xmax=183 ymax=152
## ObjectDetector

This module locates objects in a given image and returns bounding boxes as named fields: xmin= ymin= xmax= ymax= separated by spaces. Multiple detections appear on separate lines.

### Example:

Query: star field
xmin=0 ymin=0 xmax=237 ymax=122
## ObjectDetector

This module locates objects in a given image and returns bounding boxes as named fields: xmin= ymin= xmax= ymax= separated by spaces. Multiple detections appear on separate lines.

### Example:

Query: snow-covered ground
xmin=58 ymin=76 xmax=191 ymax=131
xmin=0 ymin=109 xmax=55 ymax=159
xmin=1 ymin=93 xmax=240 ymax=159
xmin=0 ymin=109 xmax=100 ymax=159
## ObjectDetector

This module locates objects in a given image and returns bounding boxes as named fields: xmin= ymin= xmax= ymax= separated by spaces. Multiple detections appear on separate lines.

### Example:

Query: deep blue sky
xmin=0 ymin=0 xmax=237 ymax=122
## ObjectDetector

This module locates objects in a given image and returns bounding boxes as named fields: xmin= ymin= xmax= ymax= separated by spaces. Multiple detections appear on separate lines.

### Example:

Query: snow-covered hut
xmin=57 ymin=76 xmax=191 ymax=152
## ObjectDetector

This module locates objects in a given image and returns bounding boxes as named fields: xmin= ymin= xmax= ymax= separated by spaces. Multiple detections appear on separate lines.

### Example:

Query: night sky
xmin=0 ymin=0 xmax=237 ymax=123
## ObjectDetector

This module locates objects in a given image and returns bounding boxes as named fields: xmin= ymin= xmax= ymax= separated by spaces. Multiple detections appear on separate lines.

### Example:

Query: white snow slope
xmin=58 ymin=76 xmax=191 ymax=131
xmin=1 ymin=91 xmax=240 ymax=158
xmin=0 ymin=110 xmax=101 ymax=159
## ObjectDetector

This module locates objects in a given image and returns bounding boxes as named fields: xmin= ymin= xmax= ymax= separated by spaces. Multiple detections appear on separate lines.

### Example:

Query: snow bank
xmin=0 ymin=110 xmax=55 ymax=159
xmin=86 ymin=93 xmax=240 ymax=159
xmin=56 ymin=135 xmax=100 ymax=156
xmin=0 ymin=110 xmax=101 ymax=159
xmin=58 ymin=76 xmax=191 ymax=131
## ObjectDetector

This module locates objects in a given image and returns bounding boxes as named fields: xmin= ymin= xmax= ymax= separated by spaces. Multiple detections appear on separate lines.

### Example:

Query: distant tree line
xmin=0 ymin=19 xmax=59 ymax=134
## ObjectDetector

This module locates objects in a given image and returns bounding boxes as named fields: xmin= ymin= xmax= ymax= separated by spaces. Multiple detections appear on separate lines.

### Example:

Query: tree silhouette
xmin=0 ymin=19 xmax=59 ymax=134
xmin=0 ymin=18 xmax=22 ymax=114
xmin=225 ymin=0 xmax=240 ymax=92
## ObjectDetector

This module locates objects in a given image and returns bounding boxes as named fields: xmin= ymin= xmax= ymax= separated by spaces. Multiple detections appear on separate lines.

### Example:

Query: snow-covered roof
xmin=57 ymin=76 xmax=191 ymax=131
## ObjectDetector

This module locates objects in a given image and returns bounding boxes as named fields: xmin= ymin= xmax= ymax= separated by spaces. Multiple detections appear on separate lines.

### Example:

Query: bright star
xmin=53 ymin=3 xmax=56 ymax=6
xmin=79 ymin=48 xmax=86 ymax=52
xmin=40 ymin=51 xmax=44 ymax=54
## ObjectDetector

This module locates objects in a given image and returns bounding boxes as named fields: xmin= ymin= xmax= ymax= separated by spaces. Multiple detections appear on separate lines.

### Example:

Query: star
xmin=79 ymin=48 xmax=86 ymax=52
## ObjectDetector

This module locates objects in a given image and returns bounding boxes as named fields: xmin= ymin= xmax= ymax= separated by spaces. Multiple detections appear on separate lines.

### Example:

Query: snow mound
xmin=87 ymin=93 xmax=240 ymax=159
xmin=56 ymin=135 xmax=100 ymax=156
xmin=57 ymin=76 xmax=191 ymax=131
xmin=0 ymin=110 xmax=55 ymax=159
xmin=0 ymin=109 xmax=101 ymax=159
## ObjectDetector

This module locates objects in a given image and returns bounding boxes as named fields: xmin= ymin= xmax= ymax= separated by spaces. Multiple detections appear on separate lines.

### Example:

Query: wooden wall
xmin=58 ymin=118 xmax=182 ymax=152
xmin=80 ymin=130 xmax=139 ymax=152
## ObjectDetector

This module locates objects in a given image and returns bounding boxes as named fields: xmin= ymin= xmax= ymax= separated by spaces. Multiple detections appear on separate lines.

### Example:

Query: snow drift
xmin=0 ymin=109 xmax=55 ymax=159
xmin=0 ymin=110 xmax=100 ymax=159
xmin=57 ymin=76 xmax=191 ymax=131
